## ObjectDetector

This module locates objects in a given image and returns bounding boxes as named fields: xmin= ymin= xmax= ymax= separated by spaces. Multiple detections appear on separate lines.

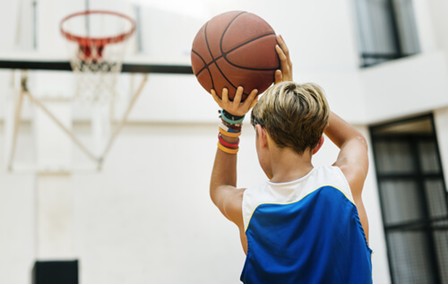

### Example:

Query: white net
xmin=61 ymin=11 xmax=135 ymax=104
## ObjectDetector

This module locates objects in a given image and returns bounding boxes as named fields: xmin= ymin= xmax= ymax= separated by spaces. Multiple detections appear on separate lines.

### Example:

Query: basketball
xmin=191 ymin=11 xmax=280 ymax=101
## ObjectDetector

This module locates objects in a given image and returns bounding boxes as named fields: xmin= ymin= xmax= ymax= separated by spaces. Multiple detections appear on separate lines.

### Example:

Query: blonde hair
xmin=251 ymin=81 xmax=330 ymax=154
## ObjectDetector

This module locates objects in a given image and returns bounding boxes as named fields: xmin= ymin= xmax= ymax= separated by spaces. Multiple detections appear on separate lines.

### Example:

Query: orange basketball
xmin=191 ymin=11 xmax=279 ymax=101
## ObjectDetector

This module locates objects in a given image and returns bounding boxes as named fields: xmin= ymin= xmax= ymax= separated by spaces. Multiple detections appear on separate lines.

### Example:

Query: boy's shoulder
xmin=242 ymin=165 xmax=355 ymax=229
xmin=245 ymin=165 xmax=352 ymax=197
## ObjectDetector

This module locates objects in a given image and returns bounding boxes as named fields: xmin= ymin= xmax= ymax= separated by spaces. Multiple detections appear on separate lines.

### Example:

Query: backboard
xmin=0 ymin=0 xmax=203 ymax=173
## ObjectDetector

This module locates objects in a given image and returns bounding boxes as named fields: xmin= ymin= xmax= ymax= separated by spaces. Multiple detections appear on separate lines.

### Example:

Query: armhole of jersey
xmin=332 ymin=166 xmax=355 ymax=204
xmin=242 ymin=187 xmax=253 ymax=232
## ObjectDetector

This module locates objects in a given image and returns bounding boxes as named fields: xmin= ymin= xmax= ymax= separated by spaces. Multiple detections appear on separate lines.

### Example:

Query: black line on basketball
xmin=191 ymin=50 xmax=207 ymax=76
xmin=204 ymin=22 xmax=217 ymax=92
xmin=205 ymin=12 xmax=243 ymax=93
xmin=193 ymin=50 xmax=225 ymax=76
xmin=220 ymin=11 xmax=247 ymax=46
xmin=223 ymin=32 xmax=278 ymax=71
xmin=192 ymin=50 xmax=215 ymax=91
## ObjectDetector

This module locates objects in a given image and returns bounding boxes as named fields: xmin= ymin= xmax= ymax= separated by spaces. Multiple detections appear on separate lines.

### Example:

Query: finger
xmin=210 ymin=89 xmax=222 ymax=106
xmin=242 ymin=89 xmax=258 ymax=110
xmin=249 ymin=96 xmax=259 ymax=110
xmin=274 ymin=69 xmax=283 ymax=84
xmin=221 ymin=88 xmax=229 ymax=105
xmin=277 ymin=35 xmax=293 ymax=71
xmin=233 ymin=86 xmax=243 ymax=105
xmin=275 ymin=44 xmax=292 ymax=81
xmin=277 ymin=34 xmax=290 ymax=58
xmin=275 ymin=44 xmax=287 ymax=62
xmin=276 ymin=44 xmax=290 ymax=71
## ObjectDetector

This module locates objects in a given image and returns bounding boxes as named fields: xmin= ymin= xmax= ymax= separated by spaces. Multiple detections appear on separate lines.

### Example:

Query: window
xmin=354 ymin=0 xmax=420 ymax=67
xmin=370 ymin=114 xmax=448 ymax=283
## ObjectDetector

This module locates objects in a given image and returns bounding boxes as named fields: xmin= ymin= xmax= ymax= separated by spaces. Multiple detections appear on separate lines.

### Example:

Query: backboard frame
xmin=0 ymin=54 xmax=192 ymax=174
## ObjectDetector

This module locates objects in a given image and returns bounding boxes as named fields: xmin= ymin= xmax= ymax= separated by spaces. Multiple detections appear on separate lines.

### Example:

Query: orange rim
xmin=60 ymin=10 xmax=136 ymax=48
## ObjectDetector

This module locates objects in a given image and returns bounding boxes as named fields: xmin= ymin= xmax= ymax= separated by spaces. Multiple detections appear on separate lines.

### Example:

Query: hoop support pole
xmin=25 ymin=92 xmax=99 ymax=164
xmin=6 ymin=71 xmax=27 ymax=171
xmin=99 ymin=74 xmax=148 ymax=168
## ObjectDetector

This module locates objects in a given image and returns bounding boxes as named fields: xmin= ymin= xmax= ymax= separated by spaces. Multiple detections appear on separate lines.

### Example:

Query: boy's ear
xmin=255 ymin=125 xmax=269 ymax=148
xmin=312 ymin=136 xmax=325 ymax=155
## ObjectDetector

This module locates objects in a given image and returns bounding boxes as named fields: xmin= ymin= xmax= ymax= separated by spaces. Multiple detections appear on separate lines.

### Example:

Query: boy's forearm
xmin=210 ymin=135 xmax=239 ymax=203
xmin=210 ymin=150 xmax=237 ymax=189
xmin=324 ymin=112 xmax=364 ymax=148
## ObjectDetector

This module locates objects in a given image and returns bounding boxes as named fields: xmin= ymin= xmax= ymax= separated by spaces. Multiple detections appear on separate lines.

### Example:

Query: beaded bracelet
xmin=217 ymin=142 xmax=239 ymax=154
xmin=220 ymin=110 xmax=245 ymax=125
xmin=219 ymin=127 xmax=241 ymax=138
xmin=218 ymin=133 xmax=239 ymax=149
xmin=222 ymin=109 xmax=245 ymax=121
xmin=220 ymin=120 xmax=243 ymax=132
xmin=219 ymin=122 xmax=241 ymax=134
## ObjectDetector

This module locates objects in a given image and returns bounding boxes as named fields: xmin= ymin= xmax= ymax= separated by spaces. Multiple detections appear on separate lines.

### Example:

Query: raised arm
xmin=324 ymin=112 xmax=370 ymax=239
xmin=324 ymin=112 xmax=369 ymax=195
xmin=209 ymin=87 xmax=258 ymax=227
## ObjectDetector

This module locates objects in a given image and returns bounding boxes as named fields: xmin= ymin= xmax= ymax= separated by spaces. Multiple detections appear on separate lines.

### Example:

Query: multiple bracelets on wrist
xmin=217 ymin=110 xmax=244 ymax=154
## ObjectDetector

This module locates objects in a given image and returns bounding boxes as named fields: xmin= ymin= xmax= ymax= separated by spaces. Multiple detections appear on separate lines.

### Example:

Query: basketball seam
xmin=223 ymin=32 xmax=278 ymax=71
xmin=198 ymin=23 xmax=218 ymax=90
xmin=192 ymin=24 xmax=215 ymax=78
xmin=191 ymin=50 xmax=207 ymax=76
xmin=205 ymin=11 xmax=247 ymax=93
xmin=191 ymin=49 xmax=215 ymax=88
xmin=192 ymin=50 xmax=223 ymax=77
xmin=194 ymin=31 xmax=277 ymax=75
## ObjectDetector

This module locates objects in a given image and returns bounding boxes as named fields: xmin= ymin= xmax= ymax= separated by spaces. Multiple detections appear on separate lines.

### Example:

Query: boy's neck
xmin=268 ymin=147 xmax=314 ymax=183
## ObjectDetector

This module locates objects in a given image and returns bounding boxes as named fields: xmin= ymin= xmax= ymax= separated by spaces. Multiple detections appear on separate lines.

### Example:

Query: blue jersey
xmin=241 ymin=166 xmax=372 ymax=284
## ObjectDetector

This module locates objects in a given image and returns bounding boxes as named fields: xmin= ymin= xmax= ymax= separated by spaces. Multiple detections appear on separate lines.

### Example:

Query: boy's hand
xmin=211 ymin=86 xmax=258 ymax=117
xmin=274 ymin=35 xmax=293 ymax=83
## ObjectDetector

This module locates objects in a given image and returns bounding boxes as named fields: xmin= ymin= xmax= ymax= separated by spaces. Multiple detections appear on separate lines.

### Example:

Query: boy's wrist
xmin=217 ymin=109 xmax=243 ymax=155
xmin=220 ymin=109 xmax=245 ymax=125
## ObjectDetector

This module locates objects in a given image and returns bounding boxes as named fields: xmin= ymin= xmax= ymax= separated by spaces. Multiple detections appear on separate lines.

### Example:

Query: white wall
xmin=362 ymin=51 xmax=448 ymax=123
xmin=423 ymin=0 xmax=448 ymax=62
xmin=3 ymin=0 xmax=448 ymax=283
xmin=0 ymin=163 xmax=35 ymax=283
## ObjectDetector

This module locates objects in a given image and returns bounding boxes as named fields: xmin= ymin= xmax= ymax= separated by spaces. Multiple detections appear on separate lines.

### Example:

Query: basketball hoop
xmin=5 ymin=10 xmax=149 ymax=173
xmin=60 ymin=10 xmax=136 ymax=103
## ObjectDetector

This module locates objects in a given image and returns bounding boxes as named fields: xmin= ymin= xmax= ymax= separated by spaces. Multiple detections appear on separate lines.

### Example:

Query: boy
xmin=209 ymin=36 xmax=372 ymax=283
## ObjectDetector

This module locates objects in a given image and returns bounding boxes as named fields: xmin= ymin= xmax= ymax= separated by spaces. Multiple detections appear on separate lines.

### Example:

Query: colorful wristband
xmin=217 ymin=142 xmax=239 ymax=154
xmin=221 ymin=118 xmax=242 ymax=128
xmin=220 ymin=110 xmax=245 ymax=125
xmin=222 ymin=109 xmax=245 ymax=120
xmin=218 ymin=134 xmax=239 ymax=149
xmin=219 ymin=122 xmax=241 ymax=134
xmin=219 ymin=127 xmax=241 ymax=138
